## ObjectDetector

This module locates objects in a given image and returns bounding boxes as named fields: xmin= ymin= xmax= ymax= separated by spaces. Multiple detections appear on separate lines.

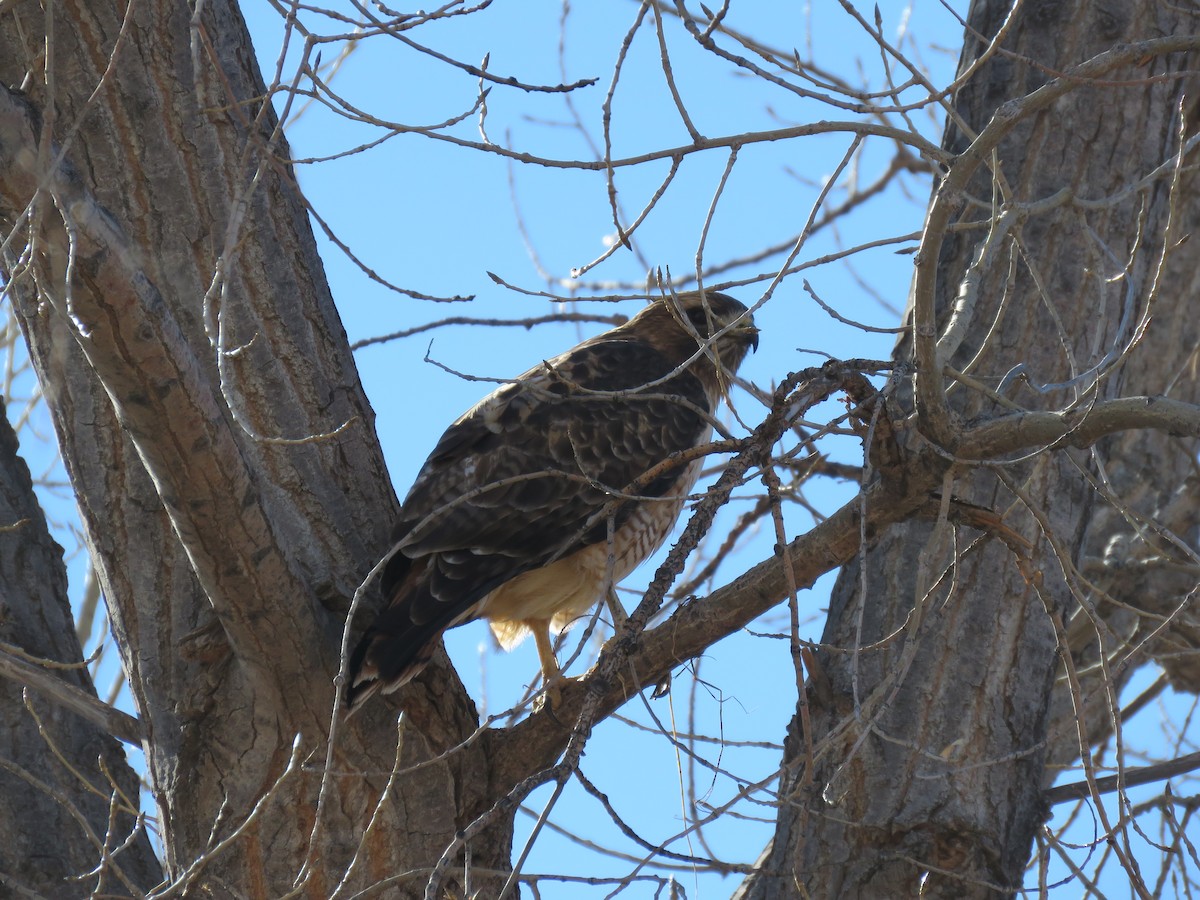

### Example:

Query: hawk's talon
xmin=533 ymin=673 xmax=569 ymax=713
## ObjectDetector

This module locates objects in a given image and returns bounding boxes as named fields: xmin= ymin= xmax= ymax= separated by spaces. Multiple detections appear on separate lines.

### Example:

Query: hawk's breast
xmin=482 ymin=456 xmax=704 ymax=648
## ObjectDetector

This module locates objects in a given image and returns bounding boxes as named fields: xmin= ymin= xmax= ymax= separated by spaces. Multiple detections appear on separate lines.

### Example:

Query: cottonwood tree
xmin=2 ymin=1 xmax=1199 ymax=897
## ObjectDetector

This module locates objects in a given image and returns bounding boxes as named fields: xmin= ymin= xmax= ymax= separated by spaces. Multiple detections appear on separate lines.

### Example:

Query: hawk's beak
xmin=736 ymin=322 xmax=760 ymax=352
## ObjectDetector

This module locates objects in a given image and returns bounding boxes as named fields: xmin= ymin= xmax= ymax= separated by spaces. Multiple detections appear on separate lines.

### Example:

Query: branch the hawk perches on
xmin=346 ymin=291 xmax=758 ymax=709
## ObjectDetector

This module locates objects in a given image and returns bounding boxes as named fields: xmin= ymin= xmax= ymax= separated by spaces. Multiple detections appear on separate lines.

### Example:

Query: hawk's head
xmin=625 ymin=291 xmax=759 ymax=384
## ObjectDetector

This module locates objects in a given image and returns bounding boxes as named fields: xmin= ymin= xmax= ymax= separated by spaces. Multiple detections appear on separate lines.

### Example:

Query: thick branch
xmin=0 ymin=648 xmax=142 ymax=745
xmin=958 ymin=396 xmax=1200 ymax=458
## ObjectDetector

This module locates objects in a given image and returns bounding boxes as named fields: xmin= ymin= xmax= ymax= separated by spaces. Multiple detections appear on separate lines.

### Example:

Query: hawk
xmin=346 ymin=291 xmax=758 ymax=709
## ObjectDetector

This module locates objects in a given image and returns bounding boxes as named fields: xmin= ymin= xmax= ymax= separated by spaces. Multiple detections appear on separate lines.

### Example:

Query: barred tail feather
xmin=344 ymin=619 xmax=444 ymax=710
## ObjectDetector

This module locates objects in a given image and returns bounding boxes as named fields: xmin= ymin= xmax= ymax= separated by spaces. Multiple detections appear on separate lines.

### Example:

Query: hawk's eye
xmin=686 ymin=308 xmax=713 ymax=335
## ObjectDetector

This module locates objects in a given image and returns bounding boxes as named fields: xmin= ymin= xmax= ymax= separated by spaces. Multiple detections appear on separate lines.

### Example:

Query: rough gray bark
xmin=738 ymin=2 xmax=1200 ymax=897
xmin=0 ymin=398 xmax=161 ymax=896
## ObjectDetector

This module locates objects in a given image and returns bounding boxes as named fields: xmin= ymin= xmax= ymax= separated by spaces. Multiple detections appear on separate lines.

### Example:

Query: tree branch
xmin=0 ymin=649 xmax=142 ymax=745
xmin=910 ymin=34 xmax=1200 ymax=450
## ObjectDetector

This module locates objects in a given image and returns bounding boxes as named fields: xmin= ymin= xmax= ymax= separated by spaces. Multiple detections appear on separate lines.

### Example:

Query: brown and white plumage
xmin=345 ymin=291 xmax=758 ymax=709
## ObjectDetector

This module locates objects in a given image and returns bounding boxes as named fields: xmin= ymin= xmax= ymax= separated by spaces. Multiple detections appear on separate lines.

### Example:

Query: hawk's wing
xmin=350 ymin=335 xmax=712 ymax=696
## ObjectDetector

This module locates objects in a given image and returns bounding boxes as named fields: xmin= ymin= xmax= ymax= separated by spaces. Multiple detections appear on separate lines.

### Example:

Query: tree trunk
xmin=0 ymin=398 xmax=162 ymax=896
xmin=0 ymin=1 xmax=508 ymax=894
xmin=738 ymin=1 xmax=1200 ymax=897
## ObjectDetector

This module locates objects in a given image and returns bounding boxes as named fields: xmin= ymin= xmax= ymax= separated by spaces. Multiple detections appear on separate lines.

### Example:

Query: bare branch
xmin=0 ymin=650 xmax=141 ymax=745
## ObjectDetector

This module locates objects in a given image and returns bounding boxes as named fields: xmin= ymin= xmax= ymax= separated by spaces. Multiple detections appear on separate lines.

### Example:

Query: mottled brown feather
xmin=346 ymin=292 xmax=757 ymax=708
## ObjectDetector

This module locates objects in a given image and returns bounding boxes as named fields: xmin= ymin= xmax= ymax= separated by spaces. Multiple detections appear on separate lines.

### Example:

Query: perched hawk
xmin=346 ymin=291 xmax=758 ymax=709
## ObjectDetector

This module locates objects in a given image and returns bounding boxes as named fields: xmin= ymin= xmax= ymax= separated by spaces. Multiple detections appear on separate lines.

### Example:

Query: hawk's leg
xmin=531 ymin=622 xmax=570 ymax=710
xmin=604 ymin=586 xmax=627 ymax=632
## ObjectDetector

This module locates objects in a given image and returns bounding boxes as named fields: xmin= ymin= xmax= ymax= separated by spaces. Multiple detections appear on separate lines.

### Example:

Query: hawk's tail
xmin=344 ymin=552 xmax=503 ymax=710
xmin=344 ymin=554 xmax=448 ymax=710
xmin=344 ymin=618 xmax=444 ymax=710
